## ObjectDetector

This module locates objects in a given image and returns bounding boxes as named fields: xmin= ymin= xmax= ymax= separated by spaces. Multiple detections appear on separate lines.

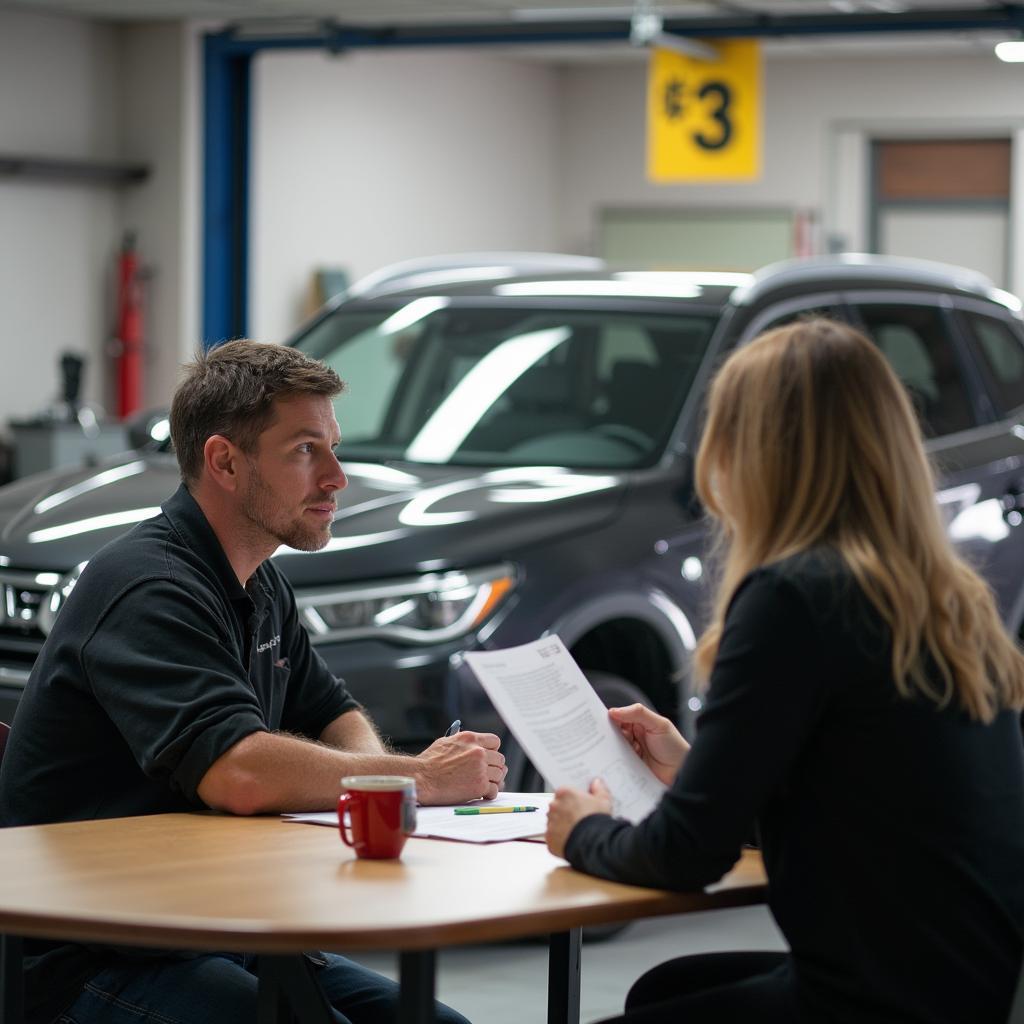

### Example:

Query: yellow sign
xmin=647 ymin=40 xmax=762 ymax=182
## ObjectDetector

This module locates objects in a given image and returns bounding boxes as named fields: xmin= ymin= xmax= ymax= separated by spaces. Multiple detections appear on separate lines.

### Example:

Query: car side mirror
xmin=126 ymin=409 xmax=171 ymax=451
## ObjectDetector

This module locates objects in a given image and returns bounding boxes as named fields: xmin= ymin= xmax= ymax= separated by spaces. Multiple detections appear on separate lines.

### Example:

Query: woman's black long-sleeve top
xmin=565 ymin=548 xmax=1024 ymax=1024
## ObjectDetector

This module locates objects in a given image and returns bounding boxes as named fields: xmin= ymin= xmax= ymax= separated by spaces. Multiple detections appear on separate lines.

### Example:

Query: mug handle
xmin=338 ymin=792 xmax=359 ymax=847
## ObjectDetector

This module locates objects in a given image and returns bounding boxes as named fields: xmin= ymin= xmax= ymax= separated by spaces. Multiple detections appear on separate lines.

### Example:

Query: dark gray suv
xmin=2 ymin=252 xmax=1024 ymax=784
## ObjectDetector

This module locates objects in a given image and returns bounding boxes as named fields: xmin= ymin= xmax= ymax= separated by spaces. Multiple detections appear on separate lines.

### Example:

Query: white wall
xmin=250 ymin=48 xmax=563 ymax=342
xmin=0 ymin=11 xmax=198 ymax=440
xmin=558 ymin=54 xmax=1024 ymax=295
xmin=0 ymin=11 xmax=123 ymax=424
xmin=120 ymin=20 xmax=201 ymax=410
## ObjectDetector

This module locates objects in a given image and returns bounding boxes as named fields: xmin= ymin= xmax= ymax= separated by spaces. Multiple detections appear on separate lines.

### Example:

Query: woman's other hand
xmin=545 ymin=778 xmax=613 ymax=858
xmin=609 ymin=703 xmax=690 ymax=786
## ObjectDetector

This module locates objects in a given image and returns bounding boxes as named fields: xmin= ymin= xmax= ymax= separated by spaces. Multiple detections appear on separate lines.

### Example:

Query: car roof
xmin=337 ymin=250 xmax=1019 ymax=313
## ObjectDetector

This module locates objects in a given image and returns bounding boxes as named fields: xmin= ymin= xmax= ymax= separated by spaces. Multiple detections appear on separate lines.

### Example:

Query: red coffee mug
xmin=338 ymin=776 xmax=417 ymax=860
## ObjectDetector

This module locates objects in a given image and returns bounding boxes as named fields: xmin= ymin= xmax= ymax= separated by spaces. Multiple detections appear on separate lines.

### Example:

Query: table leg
xmin=257 ymin=954 xmax=335 ymax=1024
xmin=0 ymin=934 xmax=23 ymax=1024
xmin=547 ymin=928 xmax=581 ymax=1024
xmin=398 ymin=949 xmax=436 ymax=1024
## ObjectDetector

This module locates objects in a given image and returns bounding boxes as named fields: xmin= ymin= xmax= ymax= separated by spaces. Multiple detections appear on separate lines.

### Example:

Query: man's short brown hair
xmin=170 ymin=340 xmax=345 ymax=485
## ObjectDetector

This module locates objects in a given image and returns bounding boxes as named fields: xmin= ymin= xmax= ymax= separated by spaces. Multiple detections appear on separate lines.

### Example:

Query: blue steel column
xmin=202 ymin=33 xmax=252 ymax=349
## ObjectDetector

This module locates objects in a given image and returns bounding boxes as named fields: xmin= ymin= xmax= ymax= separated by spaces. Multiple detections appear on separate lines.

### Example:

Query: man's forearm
xmin=197 ymin=728 xmax=426 ymax=815
xmin=319 ymin=707 xmax=389 ymax=754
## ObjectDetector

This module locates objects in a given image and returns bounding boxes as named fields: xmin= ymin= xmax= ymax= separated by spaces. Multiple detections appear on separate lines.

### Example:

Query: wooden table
xmin=0 ymin=813 xmax=767 ymax=1024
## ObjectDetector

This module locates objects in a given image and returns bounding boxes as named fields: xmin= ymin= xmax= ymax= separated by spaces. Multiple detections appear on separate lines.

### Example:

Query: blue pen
xmin=444 ymin=719 xmax=461 ymax=737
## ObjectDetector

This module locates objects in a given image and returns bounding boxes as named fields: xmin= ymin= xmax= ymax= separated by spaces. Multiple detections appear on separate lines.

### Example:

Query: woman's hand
xmin=609 ymin=703 xmax=690 ymax=786
xmin=545 ymin=778 xmax=613 ymax=858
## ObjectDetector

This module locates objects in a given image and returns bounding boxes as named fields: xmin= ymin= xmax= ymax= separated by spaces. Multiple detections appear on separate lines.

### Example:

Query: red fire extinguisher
xmin=114 ymin=230 xmax=144 ymax=419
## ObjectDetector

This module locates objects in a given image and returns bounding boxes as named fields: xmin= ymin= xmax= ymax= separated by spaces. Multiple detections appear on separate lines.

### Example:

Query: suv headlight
xmin=295 ymin=564 xmax=516 ymax=645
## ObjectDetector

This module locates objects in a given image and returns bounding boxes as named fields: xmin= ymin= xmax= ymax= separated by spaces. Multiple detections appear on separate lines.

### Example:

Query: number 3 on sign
xmin=647 ymin=40 xmax=762 ymax=182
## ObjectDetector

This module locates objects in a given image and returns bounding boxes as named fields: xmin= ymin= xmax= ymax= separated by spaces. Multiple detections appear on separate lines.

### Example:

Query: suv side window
xmin=959 ymin=311 xmax=1024 ymax=417
xmin=740 ymin=293 xmax=844 ymax=343
xmin=852 ymin=303 xmax=974 ymax=438
xmin=752 ymin=304 xmax=843 ymax=336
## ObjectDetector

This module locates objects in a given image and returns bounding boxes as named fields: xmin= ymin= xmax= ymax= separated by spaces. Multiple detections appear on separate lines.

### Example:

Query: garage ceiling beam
xmin=224 ymin=5 xmax=1024 ymax=48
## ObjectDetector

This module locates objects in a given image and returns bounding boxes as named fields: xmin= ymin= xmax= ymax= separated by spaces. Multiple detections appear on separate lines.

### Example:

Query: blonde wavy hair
xmin=694 ymin=318 xmax=1024 ymax=722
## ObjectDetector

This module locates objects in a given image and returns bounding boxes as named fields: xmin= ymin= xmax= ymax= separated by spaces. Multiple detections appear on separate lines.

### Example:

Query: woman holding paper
xmin=545 ymin=319 xmax=1024 ymax=1024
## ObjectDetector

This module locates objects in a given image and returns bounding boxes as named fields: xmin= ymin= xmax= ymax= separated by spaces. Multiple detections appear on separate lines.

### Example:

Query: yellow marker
xmin=453 ymin=806 xmax=538 ymax=815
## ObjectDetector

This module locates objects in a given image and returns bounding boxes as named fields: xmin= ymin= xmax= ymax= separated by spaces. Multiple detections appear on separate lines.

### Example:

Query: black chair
xmin=0 ymin=721 xmax=8 ymax=766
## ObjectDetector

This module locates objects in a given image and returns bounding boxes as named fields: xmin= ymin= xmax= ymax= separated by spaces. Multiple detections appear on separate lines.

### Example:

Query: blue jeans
xmin=56 ymin=951 xmax=470 ymax=1024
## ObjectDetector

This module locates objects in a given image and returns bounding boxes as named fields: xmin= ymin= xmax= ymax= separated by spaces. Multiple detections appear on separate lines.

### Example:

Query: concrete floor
xmin=347 ymin=904 xmax=787 ymax=1023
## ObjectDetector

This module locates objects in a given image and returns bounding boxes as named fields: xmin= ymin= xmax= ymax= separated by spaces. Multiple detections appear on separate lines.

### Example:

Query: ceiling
xmin=3 ymin=0 xmax=1022 ymax=58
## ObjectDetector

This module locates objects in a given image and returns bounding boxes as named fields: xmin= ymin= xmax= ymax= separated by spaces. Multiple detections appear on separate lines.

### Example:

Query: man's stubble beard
xmin=242 ymin=463 xmax=333 ymax=553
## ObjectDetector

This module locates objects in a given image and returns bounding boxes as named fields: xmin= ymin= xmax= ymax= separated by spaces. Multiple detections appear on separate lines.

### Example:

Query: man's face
xmin=239 ymin=394 xmax=347 ymax=552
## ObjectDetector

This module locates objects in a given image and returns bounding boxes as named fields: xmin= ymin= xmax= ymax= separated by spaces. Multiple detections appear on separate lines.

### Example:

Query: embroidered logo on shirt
xmin=256 ymin=634 xmax=281 ymax=654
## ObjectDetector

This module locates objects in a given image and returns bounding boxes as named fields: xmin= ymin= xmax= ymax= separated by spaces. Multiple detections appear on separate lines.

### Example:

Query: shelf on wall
xmin=0 ymin=155 xmax=149 ymax=185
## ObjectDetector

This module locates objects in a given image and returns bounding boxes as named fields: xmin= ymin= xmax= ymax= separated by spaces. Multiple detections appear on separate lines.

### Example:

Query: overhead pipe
xmin=217 ymin=5 xmax=1024 ymax=50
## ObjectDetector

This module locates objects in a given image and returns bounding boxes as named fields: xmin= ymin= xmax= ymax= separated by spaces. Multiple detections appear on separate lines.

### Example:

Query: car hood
xmin=0 ymin=452 xmax=628 ymax=579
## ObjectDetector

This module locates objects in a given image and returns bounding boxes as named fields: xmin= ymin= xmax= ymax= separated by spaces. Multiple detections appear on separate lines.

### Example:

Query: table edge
xmin=0 ymin=883 xmax=768 ymax=953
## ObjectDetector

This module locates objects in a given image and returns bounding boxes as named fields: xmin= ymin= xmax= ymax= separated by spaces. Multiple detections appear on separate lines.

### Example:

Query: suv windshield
xmin=295 ymin=302 xmax=718 ymax=467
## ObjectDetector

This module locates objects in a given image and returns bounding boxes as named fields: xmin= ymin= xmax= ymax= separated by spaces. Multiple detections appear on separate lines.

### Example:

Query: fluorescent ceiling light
xmin=995 ymin=40 xmax=1024 ymax=61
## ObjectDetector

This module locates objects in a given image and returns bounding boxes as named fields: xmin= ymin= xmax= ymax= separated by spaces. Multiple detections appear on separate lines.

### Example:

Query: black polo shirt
xmin=0 ymin=484 xmax=360 ymax=1023
xmin=1 ymin=483 xmax=359 ymax=825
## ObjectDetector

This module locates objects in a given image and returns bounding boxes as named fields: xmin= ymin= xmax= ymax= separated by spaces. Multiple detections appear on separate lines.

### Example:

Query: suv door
xmin=949 ymin=298 xmax=1024 ymax=633
xmin=847 ymin=292 xmax=1024 ymax=631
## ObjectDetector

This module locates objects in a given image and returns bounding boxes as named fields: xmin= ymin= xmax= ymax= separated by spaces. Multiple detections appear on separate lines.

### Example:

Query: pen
xmin=454 ymin=806 xmax=538 ymax=815
xmin=444 ymin=719 xmax=461 ymax=737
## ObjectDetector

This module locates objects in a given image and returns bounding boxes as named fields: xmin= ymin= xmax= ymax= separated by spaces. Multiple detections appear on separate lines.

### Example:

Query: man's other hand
xmin=414 ymin=731 xmax=507 ymax=804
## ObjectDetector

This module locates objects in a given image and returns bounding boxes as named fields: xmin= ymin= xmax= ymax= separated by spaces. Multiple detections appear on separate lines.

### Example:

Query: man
xmin=0 ymin=340 xmax=505 ymax=1024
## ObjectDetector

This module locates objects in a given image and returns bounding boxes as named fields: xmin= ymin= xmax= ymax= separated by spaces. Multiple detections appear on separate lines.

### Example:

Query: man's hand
xmin=413 ymin=731 xmax=507 ymax=805
xmin=609 ymin=703 xmax=690 ymax=786
xmin=545 ymin=779 xmax=613 ymax=858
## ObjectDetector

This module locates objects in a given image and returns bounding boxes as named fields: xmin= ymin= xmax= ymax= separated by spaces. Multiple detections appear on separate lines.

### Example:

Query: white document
xmin=282 ymin=792 xmax=553 ymax=844
xmin=462 ymin=636 xmax=666 ymax=822
xmin=414 ymin=792 xmax=552 ymax=842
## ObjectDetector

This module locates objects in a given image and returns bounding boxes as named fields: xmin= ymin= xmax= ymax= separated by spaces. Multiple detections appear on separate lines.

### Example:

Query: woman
xmin=546 ymin=319 xmax=1024 ymax=1023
